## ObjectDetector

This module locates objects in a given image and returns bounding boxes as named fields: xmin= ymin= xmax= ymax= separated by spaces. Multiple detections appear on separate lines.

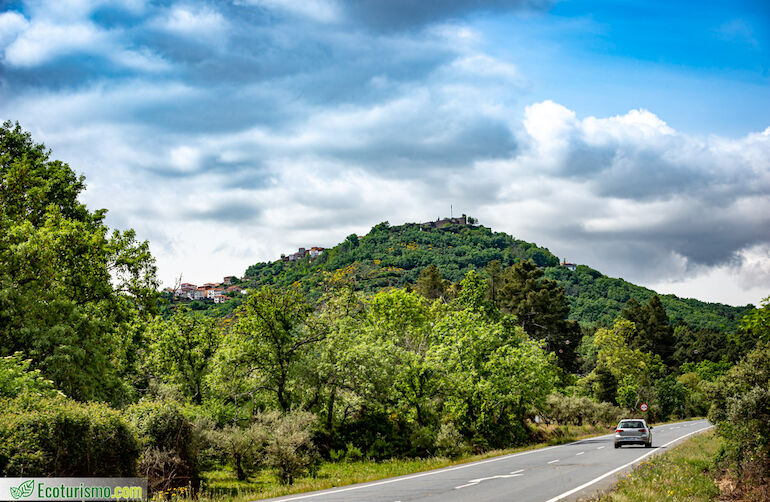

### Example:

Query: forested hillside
xmin=244 ymin=222 xmax=752 ymax=331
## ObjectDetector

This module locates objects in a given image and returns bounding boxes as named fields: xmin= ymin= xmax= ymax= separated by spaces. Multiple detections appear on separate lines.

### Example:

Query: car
xmin=614 ymin=418 xmax=652 ymax=448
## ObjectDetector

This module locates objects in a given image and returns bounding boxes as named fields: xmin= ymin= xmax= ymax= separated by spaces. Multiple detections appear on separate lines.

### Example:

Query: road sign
xmin=640 ymin=403 xmax=648 ymax=412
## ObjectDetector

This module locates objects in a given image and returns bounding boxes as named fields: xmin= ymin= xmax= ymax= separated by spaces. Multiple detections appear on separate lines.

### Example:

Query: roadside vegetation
xmin=594 ymin=431 xmax=721 ymax=502
xmin=0 ymin=121 xmax=767 ymax=500
xmin=196 ymin=422 xmax=611 ymax=502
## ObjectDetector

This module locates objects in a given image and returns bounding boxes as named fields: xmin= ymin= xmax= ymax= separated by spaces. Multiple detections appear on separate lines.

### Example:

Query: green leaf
xmin=19 ymin=480 xmax=34 ymax=497
xmin=9 ymin=486 xmax=20 ymax=499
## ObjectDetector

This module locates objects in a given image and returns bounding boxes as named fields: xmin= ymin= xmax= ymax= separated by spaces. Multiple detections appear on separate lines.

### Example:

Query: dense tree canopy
xmin=0 ymin=121 xmax=158 ymax=403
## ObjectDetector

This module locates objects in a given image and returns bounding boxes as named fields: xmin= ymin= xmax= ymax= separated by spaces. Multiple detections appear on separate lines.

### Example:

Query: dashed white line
xmin=455 ymin=473 xmax=524 ymax=490
xmin=547 ymin=459 xmax=560 ymax=464
xmin=597 ymin=446 xmax=606 ymax=450
xmin=544 ymin=425 xmax=714 ymax=502
xmin=576 ymin=452 xmax=584 ymax=456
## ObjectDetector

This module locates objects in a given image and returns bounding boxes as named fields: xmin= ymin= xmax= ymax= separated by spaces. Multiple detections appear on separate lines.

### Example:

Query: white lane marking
xmin=260 ymin=420 xmax=708 ymax=502
xmin=510 ymin=469 xmax=525 ymax=475
xmin=597 ymin=446 xmax=606 ymax=450
xmin=262 ymin=430 xmax=618 ymax=502
xmin=543 ymin=425 xmax=714 ymax=502
xmin=547 ymin=459 xmax=560 ymax=464
xmin=455 ymin=473 xmax=524 ymax=490
xmin=576 ymin=452 xmax=584 ymax=456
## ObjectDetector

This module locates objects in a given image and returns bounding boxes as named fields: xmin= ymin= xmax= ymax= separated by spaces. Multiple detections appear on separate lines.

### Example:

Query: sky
xmin=1 ymin=0 xmax=769 ymax=306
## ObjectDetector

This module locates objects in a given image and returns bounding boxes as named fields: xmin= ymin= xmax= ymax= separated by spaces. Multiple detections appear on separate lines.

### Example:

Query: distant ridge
xmin=244 ymin=220 xmax=752 ymax=331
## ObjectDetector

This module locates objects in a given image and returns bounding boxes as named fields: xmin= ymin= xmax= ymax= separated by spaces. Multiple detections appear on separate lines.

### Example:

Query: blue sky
xmin=1 ymin=0 xmax=769 ymax=305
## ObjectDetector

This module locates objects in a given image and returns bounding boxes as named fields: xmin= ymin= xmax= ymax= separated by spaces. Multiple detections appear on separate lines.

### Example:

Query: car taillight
xmin=640 ymin=429 xmax=646 ymax=433
xmin=616 ymin=429 xmax=621 ymax=433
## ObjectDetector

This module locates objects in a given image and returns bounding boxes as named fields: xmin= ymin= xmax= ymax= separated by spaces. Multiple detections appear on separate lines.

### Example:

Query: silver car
xmin=614 ymin=419 xmax=652 ymax=448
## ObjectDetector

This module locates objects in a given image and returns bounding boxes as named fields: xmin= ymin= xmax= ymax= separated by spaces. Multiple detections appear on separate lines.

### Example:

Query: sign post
xmin=640 ymin=402 xmax=648 ymax=421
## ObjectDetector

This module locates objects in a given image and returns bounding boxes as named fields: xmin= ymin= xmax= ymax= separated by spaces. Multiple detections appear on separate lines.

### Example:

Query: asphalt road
xmin=257 ymin=419 xmax=712 ymax=502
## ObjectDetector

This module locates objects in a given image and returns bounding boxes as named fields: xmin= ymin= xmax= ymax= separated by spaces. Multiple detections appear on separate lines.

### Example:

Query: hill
xmin=243 ymin=220 xmax=752 ymax=331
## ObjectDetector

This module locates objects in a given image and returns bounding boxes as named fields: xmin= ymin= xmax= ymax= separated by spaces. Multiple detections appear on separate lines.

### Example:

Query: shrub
xmin=262 ymin=411 xmax=319 ymax=485
xmin=127 ymin=401 xmax=200 ymax=493
xmin=707 ymin=343 xmax=770 ymax=483
xmin=0 ymin=353 xmax=60 ymax=398
xmin=0 ymin=395 xmax=139 ymax=476
xmin=206 ymin=424 xmax=267 ymax=481
xmin=435 ymin=422 xmax=469 ymax=458
xmin=543 ymin=393 xmax=621 ymax=427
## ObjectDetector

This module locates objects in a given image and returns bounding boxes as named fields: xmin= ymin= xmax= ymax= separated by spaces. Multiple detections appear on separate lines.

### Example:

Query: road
xmin=257 ymin=419 xmax=712 ymax=502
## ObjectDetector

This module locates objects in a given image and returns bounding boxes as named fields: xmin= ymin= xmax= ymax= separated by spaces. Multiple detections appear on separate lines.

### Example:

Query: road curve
xmin=256 ymin=419 xmax=712 ymax=502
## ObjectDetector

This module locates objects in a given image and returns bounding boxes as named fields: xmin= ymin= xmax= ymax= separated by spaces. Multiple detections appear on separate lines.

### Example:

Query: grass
xmin=193 ymin=423 xmax=613 ymax=502
xmin=592 ymin=430 xmax=721 ymax=502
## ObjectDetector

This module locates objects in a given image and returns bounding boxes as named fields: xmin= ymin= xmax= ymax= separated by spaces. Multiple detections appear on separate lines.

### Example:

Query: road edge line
xmin=542 ymin=425 xmax=714 ymax=502
xmin=256 ymin=432 xmax=619 ymax=501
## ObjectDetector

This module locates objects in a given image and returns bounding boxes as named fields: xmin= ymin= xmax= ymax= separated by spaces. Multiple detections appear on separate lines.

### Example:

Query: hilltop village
xmin=166 ymin=215 xmax=581 ymax=304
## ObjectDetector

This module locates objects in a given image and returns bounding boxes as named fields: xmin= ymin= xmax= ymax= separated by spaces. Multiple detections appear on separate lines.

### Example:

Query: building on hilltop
xmin=282 ymin=246 xmax=325 ymax=261
xmin=206 ymin=288 xmax=224 ymax=299
xmin=560 ymin=260 xmax=577 ymax=271
xmin=420 ymin=214 xmax=474 ymax=230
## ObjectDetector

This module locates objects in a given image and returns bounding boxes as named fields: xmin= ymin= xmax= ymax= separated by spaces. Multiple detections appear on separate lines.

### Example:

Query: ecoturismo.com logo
xmin=0 ymin=478 xmax=146 ymax=501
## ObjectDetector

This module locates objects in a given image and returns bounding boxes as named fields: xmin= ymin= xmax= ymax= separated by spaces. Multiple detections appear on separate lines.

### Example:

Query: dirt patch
xmin=716 ymin=473 xmax=770 ymax=502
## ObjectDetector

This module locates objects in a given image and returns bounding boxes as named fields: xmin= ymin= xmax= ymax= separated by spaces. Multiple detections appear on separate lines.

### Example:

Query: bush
xmin=262 ymin=411 xmax=319 ymax=485
xmin=435 ymin=422 xmax=469 ymax=458
xmin=707 ymin=343 xmax=770 ymax=483
xmin=127 ymin=401 xmax=200 ymax=493
xmin=206 ymin=424 xmax=267 ymax=481
xmin=0 ymin=395 xmax=139 ymax=476
xmin=542 ymin=393 xmax=621 ymax=426
xmin=0 ymin=353 xmax=60 ymax=398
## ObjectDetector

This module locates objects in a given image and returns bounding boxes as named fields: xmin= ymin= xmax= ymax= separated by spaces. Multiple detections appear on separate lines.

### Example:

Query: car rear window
xmin=619 ymin=421 xmax=644 ymax=428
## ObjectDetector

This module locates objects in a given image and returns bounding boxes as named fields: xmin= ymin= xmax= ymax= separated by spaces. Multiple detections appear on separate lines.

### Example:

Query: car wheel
xmin=614 ymin=443 xmax=620 ymax=449
xmin=645 ymin=442 xmax=652 ymax=448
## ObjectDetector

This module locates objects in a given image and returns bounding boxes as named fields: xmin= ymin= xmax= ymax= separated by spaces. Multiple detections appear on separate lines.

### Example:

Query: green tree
xmin=496 ymin=260 xmax=580 ymax=371
xmin=415 ymin=264 xmax=446 ymax=300
xmin=147 ymin=308 xmax=222 ymax=404
xmin=454 ymin=270 xmax=497 ymax=319
xmin=304 ymin=286 xmax=369 ymax=443
xmin=654 ymin=375 xmax=687 ymax=420
xmin=365 ymin=289 xmax=438 ymax=428
xmin=583 ymin=319 xmax=659 ymax=408
xmin=429 ymin=310 xmax=556 ymax=446
xmin=0 ymin=353 xmax=60 ymax=398
xmin=731 ymin=296 xmax=770 ymax=357
xmin=0 ymin=122 xmax=158 ymax=403
xmin=621 ymin=295 xmax=675 ymax=364
xmin=483 ymin=259 xmax=504 ymax=305
xmin=211 ymin=286 xmax=320 ymax=412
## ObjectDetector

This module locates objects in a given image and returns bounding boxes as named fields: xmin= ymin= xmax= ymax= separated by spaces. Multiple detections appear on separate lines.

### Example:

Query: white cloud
xmin=2 ymin=1 xmax=767 ymax=307
xmin=161 ymin=5 xmax=228 ymax=41
xmin=0 ymin=11 xmax=29 ymax=49
xmin=168 ymin=145 xmax=203 ymax=173
xmin=451 ymin=54 xmax=520 ymax=81
xmin=3 ymin=20 xmax=107 ymax=66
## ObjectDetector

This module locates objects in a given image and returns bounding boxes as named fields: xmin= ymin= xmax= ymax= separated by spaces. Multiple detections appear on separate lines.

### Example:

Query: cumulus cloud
xmin=0 ymin=0 xmax=767 ymax=305
xmin=473 ymin=103 xmax=770 ymax=301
